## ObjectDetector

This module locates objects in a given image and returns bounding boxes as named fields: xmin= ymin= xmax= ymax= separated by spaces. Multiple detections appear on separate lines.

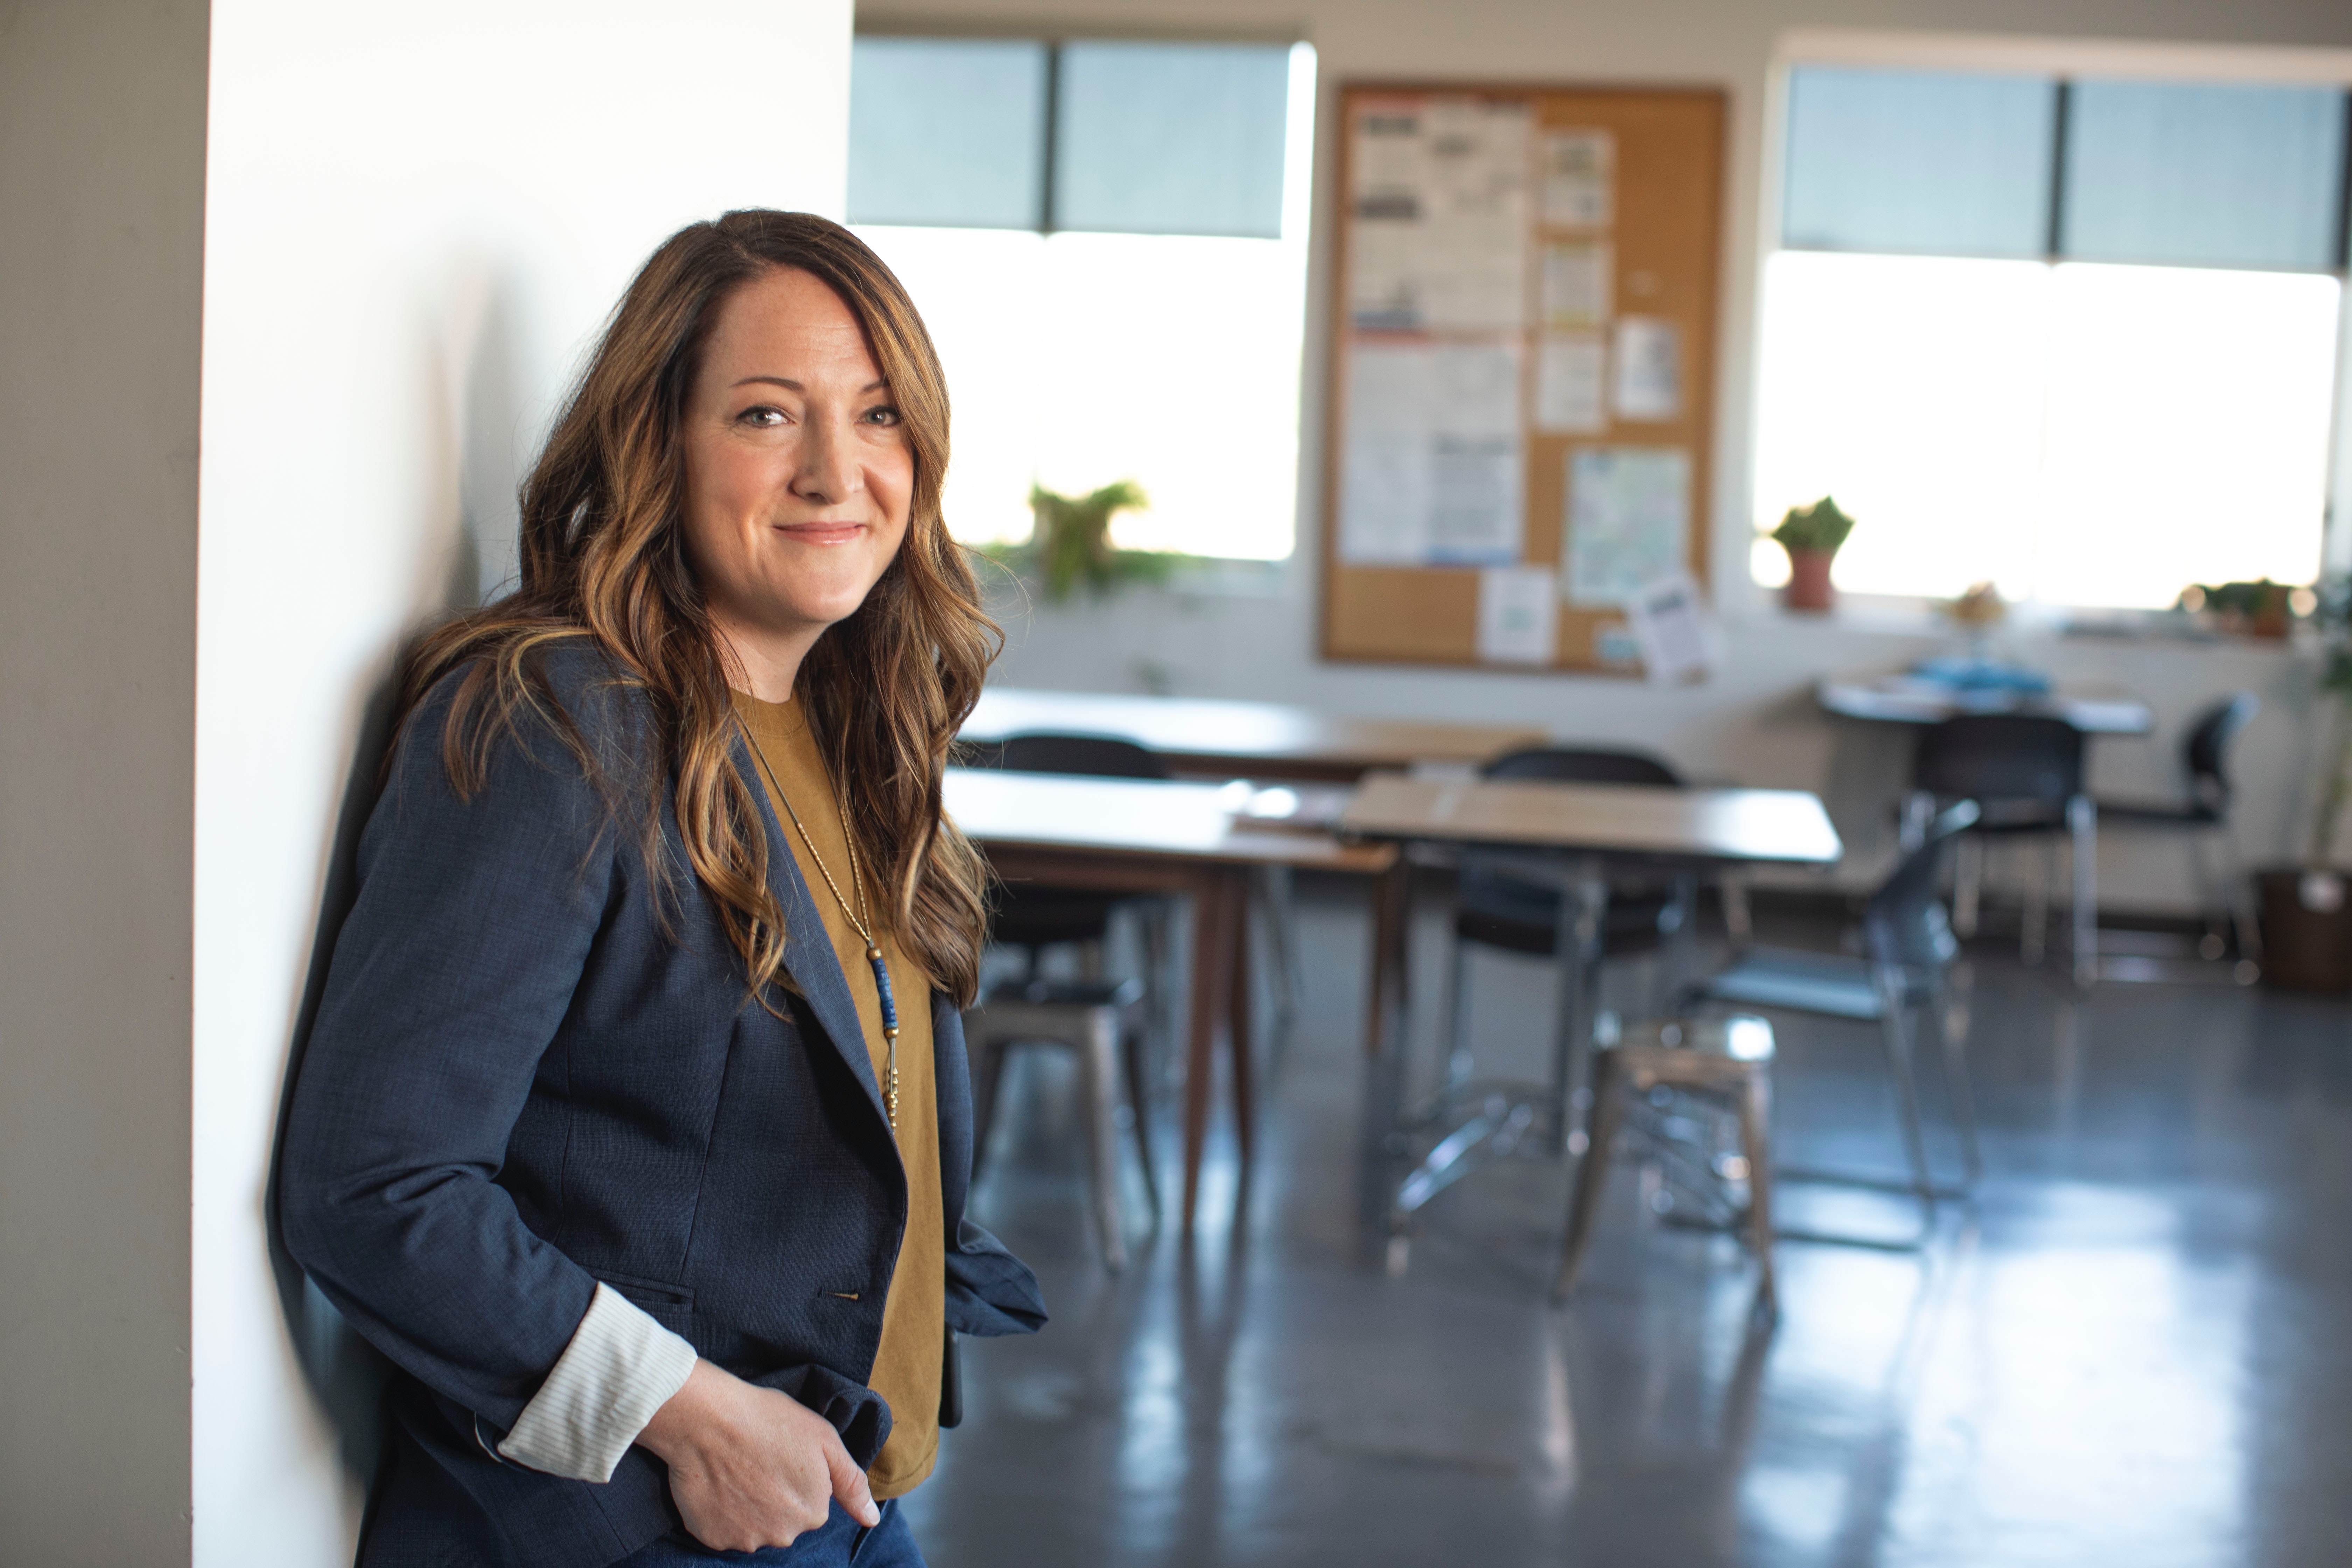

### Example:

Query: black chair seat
xmin=981 ymin=975 xmax=1144 ymax=1009
xmin=992 ymin=886 xmax=1129 ymax=948
xmin=1456 ymin=867 xmax=1680 ymax=958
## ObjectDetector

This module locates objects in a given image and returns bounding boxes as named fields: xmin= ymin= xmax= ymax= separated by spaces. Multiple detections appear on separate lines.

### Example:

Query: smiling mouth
xmin=774 ymin=520 xmax=868 ymax=543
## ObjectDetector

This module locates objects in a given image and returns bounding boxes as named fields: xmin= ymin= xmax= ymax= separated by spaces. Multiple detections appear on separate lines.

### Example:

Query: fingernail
xmin=864 ymin=1504 xmax=881 ymax=1525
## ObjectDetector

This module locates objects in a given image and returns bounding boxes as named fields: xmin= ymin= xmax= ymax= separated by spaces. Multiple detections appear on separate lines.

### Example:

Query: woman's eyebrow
xmin=729 ymin=376 xmax=891 ymax=393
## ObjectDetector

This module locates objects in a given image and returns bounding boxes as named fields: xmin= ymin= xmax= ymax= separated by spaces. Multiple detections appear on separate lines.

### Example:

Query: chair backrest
xmin=992 ymin=731 xmax=1174 ymax=781
xmin=1482 ymin=746 xmax=1683 ymax=788
xmin=1865 ymin=799 xmax=1980 ymax=972
xmin=1910 ymin=713 xmax=2085 ymax=809
xmin=2183 ymin=693 xmax=2258 ymax=812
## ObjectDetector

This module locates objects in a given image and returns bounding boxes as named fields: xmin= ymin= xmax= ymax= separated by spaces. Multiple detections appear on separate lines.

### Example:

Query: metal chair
xmin=1903 ymin=713 xmax=2095 ymax=986
xmin=966 ymin=976 xmax=1156 ymax=1271
xmin=2094 ymin=693 xmax=2261 ymax=980
xmin=1680 ymin=801 xmax=1982 ymax=1244
xmin=1435 ymin=747 xmax=1694 ymax=1123
xmin=1554 ymin=1014 xmax=1779 ymax=1304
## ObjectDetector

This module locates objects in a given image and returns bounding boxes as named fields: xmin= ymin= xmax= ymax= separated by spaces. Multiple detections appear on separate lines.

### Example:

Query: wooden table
xmin=1816 ymin=675 xmax=2154 ymax=734
xmin=1338 ymin=774 xmax=1843 ymax=1232
xmin=964 ymin=688 xmax=1547 ymax=782
xmin=945 ymin=768 xmax=1401 ymax=1233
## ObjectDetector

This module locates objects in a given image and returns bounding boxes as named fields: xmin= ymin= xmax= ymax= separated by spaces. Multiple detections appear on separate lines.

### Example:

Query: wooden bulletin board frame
xmin=1318 ymin=82 xmax=1727 ymax=672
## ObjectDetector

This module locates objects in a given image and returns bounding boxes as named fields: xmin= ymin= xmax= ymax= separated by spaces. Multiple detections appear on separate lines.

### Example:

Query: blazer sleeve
xmin=280 ymin=670 xmax=630 ymax=1431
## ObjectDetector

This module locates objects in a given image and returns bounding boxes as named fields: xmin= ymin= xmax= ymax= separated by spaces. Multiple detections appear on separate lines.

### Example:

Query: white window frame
xmin=1735 ymin=30 xmax=2352 ymax=628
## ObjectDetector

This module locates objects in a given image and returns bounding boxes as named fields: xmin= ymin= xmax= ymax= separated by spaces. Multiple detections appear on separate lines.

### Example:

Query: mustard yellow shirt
xmin=735 ymin=690 xmax=944 ymax=1499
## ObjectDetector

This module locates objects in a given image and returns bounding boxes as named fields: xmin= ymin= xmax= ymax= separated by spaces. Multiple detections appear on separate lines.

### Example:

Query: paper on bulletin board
xmin=1541 ymin=128 xmax=1615 ymax=227
xmin=1621 ymin=569 xmax=1717 ymax=684
xmin=1535 ymin=332 xmax=1607 ymax=433
xmin=1477 ymin=566 xmax=1559 ymax=665
xmin=1611 ymin=316 xmax=1682 ymax=421
xmin=1540 ymin=240 xmax=1611 ymax=329
xmin=1563 ymin=446 xmax=1690 ymax=605
xmin=1348 ymin=98 xmax=1530 ymax=333
xmin=1339 ymin=339 xmax=1525 ymax=567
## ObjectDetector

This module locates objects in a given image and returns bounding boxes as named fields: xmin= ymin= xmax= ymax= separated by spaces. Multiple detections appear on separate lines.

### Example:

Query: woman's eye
xmin=864 ymin=406 xmax=902 ymax=427
xmin=737 ymin=405 xmax=787 ymax=427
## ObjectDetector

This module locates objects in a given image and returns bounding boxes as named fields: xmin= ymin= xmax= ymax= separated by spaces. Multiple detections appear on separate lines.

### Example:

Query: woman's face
xmin=679 ymin=266 xmax=912 ymax=664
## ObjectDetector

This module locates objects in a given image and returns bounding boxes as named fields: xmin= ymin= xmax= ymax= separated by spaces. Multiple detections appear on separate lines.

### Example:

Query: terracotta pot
xmin=1782 ymin=548 xmax=1836 ymax=613
xmin=2257 ymin=868 xmax=2352 ymax=991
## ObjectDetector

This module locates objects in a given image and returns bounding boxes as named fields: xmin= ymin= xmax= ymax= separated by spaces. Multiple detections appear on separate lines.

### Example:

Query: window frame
xmin=848 ymin=22 xmax=1320 ymax=569
xmin=1743 ymin=31 xmax=2352 ymax=626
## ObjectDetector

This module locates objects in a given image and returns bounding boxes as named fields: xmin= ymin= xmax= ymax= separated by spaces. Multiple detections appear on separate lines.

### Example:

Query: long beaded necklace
xmin=738 ymin=713 xmax=900 ymax=1130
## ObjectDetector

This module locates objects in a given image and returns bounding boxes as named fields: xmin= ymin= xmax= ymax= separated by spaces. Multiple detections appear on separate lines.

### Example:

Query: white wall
xmin=863 ymin=0 xmax=2352 ymax=908
xmin=192 ymin=3 xmax=852 ymax=1561
xmin=0 ymin=3 xmax=209 ymax=1561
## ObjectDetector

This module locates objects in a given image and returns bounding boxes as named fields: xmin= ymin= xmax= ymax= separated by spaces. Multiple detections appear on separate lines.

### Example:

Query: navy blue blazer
xmin=280 ymin=646 xmax=1043 ymax=1567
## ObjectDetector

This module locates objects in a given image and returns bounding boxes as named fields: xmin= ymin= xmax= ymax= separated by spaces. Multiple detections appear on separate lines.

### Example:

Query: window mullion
xmin=2046 ymin=78 xmax=2072 ymax=261
xmin=1039 ymin=42 xmax=1062 ymax=234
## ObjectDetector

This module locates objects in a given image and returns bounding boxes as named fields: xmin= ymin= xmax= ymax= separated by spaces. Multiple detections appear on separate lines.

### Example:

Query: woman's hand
xmin=636 ymin=1360 xmax=880 ymax=1550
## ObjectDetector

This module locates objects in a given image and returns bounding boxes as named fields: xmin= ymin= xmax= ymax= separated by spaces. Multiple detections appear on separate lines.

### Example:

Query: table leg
xmin=1550 ymin=861 xmax=1608 ymax=1152
xmin=1181 ymin=872 xmax=1236 ymax=1234
xmin=1226 ymin=869 xmax=1255 ymax=1171
xmin=1364 ymin=858 xmax=1410 ymax=1062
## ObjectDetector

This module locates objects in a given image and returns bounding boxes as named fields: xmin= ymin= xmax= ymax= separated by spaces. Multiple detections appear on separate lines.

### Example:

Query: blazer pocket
xmin=590 ymin=1268 xmax=696 ymax=1320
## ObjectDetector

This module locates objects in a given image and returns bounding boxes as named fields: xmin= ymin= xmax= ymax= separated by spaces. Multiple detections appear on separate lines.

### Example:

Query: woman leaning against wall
xmin=280 ymin=209 xmax=1043 ymax=1568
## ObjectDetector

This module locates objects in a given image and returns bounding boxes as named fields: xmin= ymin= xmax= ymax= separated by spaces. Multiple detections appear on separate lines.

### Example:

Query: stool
xmin=1552 ymin=1015 xmax=1777 ymax=1306
xmin=965 ymin=976 xmax=1156 ymax=1272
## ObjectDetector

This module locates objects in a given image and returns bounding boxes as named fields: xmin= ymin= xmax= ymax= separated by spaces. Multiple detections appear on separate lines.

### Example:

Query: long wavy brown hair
xmin=396 ymin=210 xmax=997 ymax=1006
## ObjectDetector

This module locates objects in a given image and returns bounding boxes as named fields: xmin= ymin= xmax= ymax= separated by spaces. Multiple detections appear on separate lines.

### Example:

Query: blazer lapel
xmin=731 ymin=735 xmax=889 ymax=1129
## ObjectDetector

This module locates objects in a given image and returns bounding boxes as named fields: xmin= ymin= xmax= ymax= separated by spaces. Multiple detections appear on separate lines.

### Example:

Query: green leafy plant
xmin=1770 ymin=495 xmax=1857 ymax=555
xmin=985 ymin=481 xmax=1183 ymax=603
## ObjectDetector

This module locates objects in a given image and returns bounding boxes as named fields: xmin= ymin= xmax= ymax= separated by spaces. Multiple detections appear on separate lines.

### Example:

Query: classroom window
xmin=849 ymin=36 xmax=1315 ymax=561
xmin=1755 ymin=63 xmax=2351 ymax=608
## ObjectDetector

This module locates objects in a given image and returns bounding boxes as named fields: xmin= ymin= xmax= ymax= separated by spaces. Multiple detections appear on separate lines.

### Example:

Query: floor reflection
xmin=908 ymin=890 xmax=2352 ymax=1567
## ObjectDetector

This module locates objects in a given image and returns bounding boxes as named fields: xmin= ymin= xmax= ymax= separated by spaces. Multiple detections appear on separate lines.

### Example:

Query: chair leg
xmin=2069 ymin=796 xmax=2098 ymax=988
xmin=969 ymin=1028 xmax=1012 ymax=1178
xmin=1121 ymin=1015 xmax=1161 ymax=1222
xmin=1720 ymin=872 xmax=1755 ymax=949
xmin=1928 ymin=985 xmax=1982 ymax=1186
xmin=2023 ymin=838 xmax=2051 ymax=967
xmin=1737 ymin=1069 xmax=1777 ymax=1308
xmin=2225 ymin=831 xmax=2263 ymax=965
xmin=1874 ymin=980 xmax=1938 ymax=1230
xmin=2187 ymin=828 xmax=2227 ymax=959
xmin=1899 ymin=790 xmax=1933 ymax=854
xmin=1079 ymin=1007 xmax=1129 ymax=1273
xmin=1139 ymin=900 xmax=1176 ymax=1088
xmin=1255 ymin=864 xmax=1303 ymax=1041
xmin=1439 ymin=924 xmax=1474 ymax=1104
xmin=1552 ymin=1051 xmax=1628 ymax=1301
xmin=1953 ymin=833 xmax=1983 ymax=939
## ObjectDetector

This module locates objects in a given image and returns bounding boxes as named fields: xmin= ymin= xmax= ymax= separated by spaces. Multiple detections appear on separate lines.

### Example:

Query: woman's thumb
xmin=827 ymin=1437 xmax=881 ymax=1527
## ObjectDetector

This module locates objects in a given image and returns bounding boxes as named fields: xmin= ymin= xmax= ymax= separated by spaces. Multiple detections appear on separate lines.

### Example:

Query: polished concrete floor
xmin=907 ymin=888 xmax=2352 ymax=1567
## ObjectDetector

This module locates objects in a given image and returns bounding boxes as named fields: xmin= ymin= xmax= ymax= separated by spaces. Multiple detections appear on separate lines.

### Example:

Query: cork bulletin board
xmin=1319 ymin=83 xmax=1726 ymax=672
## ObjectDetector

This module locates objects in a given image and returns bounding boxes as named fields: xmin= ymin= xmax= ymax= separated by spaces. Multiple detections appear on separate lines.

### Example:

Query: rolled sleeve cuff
xmin=496 ymin=1282 xmax=698 ymax=1482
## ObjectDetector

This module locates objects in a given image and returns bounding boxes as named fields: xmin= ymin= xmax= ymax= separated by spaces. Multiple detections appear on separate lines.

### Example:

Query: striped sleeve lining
xmin=497 ymin=1282 xmax=699 ymax=1482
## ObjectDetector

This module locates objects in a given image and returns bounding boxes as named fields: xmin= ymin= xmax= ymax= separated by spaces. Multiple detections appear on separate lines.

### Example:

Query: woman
xmin=281 ymin=210 xmax=1043 ymax=1567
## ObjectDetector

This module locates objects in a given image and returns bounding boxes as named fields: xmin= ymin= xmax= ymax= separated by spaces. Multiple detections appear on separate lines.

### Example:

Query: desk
xmin=964 ymin=688 xmax=1547 ymax=782
xmin=1817 ymin=675 xmax=2153 ymax=734
xmin=945 ymin=768 xmax=1401 ymax=1233
xmin=1338 ymin=774 xmax=1842 ymax=1232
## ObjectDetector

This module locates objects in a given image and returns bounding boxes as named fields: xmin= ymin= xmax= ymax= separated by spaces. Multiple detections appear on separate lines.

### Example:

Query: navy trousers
xmin=617 ymin=1501 xmax=922 ymax=1567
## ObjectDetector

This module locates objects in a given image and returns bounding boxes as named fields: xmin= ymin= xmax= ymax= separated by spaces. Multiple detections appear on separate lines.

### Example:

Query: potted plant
xmin=984 ymin=480 xmax=1181 ymax=603
xmin=2260 ymin=575 xmax=2352 ymax=990
xmin=1770 ymin=496 xmax=1855 ymax=613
